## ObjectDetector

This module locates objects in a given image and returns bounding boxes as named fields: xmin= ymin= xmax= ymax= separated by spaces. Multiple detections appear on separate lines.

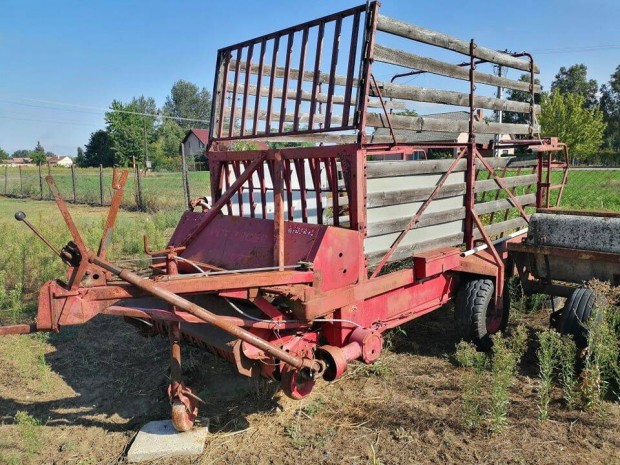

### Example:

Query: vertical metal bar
xmin=284 ymin=158 xmax=294 ymax=221
xmin=308 ymin=23 xmax=325 ymax=130
xmin=265 ymin=36 xmax=280 ymax=134
xmin=253 ymin=40 xmax=267 ymax=136
xmin=342 ymin=11 xmax=361 ymax=126
xmin=535 ymin=153 xmax=543 ymax=208
xmin=216 ymin=52 xmax=231 ymax=139
xmin=356 ymin=2 xmax=379 ymax=143
xmin=330 ymin=157 xmax=340 ymax=226
xmin=278 ymin=33 xmax=294 ymax=133
xmin=325 ymin=17 xmax=342 ymax=129
xmin=294 ymin=159 xmax=309 ymax=223
xmin=293 ymin=28 xmax=309 ymax=132
xmin=245 ymin=160 xmax=256 ymax=218
xmin=228 ymin=48 xmax=243 ymax=137
xmin=239 ymin=43 xmax=254 ymax=137
xmin=465 ymin=39 xmax=477 ymax=250
xmin=545 ymin=152 xmax=551 ymax=207
xmin=232 ymin=161 xmax=244 ymax=216
xmin=311 ymin=158 xmax=323 ymax=224
xmin=223 ymin=163 xmax=233 ymax=215
xmin=350 ymin=148 xmax=367 ymax=280
xmin=258 ymin=162 xmax=267 ymax=219
xmin=47 ymin=162 xmax=52 ymax=199
xmin=209 ymin=51 xmax=223 ymax=141
xmin=273 ymin=151 xmax=285 ymax=270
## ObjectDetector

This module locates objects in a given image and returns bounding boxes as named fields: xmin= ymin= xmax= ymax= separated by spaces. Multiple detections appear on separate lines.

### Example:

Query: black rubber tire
xmin=455 ymin=278 xmax=510 ymax=351
xmin=560 ymin=287 xmax=598 ymax=349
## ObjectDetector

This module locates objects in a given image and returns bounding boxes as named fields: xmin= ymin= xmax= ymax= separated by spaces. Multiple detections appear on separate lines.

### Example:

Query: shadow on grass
xmin=0 ymin=315 xmax=279 ymax=433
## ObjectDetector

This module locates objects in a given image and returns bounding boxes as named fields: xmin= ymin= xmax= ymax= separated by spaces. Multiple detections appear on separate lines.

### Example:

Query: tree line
xmin=77 ymin=79 xmax=211 ymax=170
xmin=506 ymin=63 xmax=620 ymax=161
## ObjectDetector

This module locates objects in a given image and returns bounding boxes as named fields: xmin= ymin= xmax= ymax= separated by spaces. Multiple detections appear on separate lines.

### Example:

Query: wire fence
xmin=0 ymin=164 xmax=211 ymax=213
xmin=0 ymin=161 xmax=618 ymax=213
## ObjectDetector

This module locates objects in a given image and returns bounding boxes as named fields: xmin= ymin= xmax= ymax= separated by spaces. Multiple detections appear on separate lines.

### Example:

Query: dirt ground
xmin=0 ymin=304 xmax=618 ymax=465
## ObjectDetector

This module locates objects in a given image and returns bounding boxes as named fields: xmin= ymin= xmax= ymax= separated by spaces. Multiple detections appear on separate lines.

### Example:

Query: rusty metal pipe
xmin=89 ymin=255 xmax=323 ymax=375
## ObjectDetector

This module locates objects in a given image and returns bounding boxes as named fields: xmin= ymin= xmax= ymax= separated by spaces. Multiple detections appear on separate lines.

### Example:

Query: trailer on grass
xmin=1 ymin=2 xmax=574 ymax=431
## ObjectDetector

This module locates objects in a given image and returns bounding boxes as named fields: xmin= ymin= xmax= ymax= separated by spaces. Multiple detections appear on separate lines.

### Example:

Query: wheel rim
xmin=486 ymin=300 xmax=503 ymax=334
xmin=280 ymin=369 xmax=315 ymax=400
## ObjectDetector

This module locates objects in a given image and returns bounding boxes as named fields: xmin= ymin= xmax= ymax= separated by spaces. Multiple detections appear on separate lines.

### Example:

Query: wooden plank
xmin=366 ymin=157 xmax=538 ymax=179
xmin=475 ymin=193 xmax=536 ymax=215
xmin=366 ymin=112 xmax=532 ymax=135
xmin=365 ymin=217 xmax=527 ymax=266
xmin=367 ymin=174 xmax=537 ymax=207
xmin=366 ymin=193 xmax=535 ymax=237
xmin=371 ymin=80 xmax=539 ymax=114
xmin=228 ymin=82 xmax=406 ymax=110
xmin=374 ymin=44 xmax=541 ymax=93
xmin=367 ymin=157 xmax=537 ymax=178
xmin=376 ymin=14 xmax=539 ymax=73
xmin=366 ymin=233 xmax=465 ymax=266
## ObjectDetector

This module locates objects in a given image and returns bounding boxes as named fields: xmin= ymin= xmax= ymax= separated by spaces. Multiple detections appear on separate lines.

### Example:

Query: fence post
xmin=71 ymin=164 xmax=77 ymax=203
xmin=38 ymin=163 xmax=43 ymax=200
xmin=135 ymin=164 xmax=144 ymax=211
xmin=99 ymin=164 xmax=104 ymax=206
xmin=47 ymin=161 xmax=52 ymax=199
xmin=4 ymin=165 xmax=8 ymax=195
xmin=180 ymin=144 xmax=191 ymax=210
xmin=19 ymin=166 xmax=23 ymax=197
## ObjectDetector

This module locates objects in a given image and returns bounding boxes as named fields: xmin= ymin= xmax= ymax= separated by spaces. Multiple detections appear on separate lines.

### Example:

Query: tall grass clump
xmin=537 ymin=329 xmax=560 ymax=420
xmin=489 ymin=326 xmax=527 ymax=432
xmin=453 ymin=326 xmax=527 ymax=432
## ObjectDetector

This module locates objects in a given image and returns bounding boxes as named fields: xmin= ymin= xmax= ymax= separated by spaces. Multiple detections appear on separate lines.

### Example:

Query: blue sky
xmin=1 ymin=0 xmax=619 ymax=155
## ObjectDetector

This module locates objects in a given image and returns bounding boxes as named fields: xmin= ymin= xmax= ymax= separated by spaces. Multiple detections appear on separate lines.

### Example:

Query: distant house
xmin=372 ymin=111 xmax=515 ymax=157
xmin=47 ymin=156 xmax=73 ymax=167
xmin=4 ymin=157 xmax=33 ymax=167
xmin=182 ymin=129 xmax=210 ymax=158
xmin=182 ymin=129 xmax=270 ymax=170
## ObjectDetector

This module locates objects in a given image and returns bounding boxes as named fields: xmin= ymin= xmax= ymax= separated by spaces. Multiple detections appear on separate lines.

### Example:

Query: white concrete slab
xmin=127 ymin=419 xmax=209 ymax=463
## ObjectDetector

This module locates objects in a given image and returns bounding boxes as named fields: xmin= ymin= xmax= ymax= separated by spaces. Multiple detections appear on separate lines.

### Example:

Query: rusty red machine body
xmin=1 ymin=3 xmax=569 ymax=431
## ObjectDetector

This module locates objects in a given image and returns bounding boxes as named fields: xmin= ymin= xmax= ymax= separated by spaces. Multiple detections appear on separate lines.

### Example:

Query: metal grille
xmin=209 ymin=3 xmax=373 ymax=143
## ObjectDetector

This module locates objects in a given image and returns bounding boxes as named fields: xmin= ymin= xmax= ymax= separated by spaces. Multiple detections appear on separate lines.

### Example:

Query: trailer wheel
xmin=560 ymin=287 xmax=599 ymax=349
xmin=455 ymin=278 xmax=509 ymax=351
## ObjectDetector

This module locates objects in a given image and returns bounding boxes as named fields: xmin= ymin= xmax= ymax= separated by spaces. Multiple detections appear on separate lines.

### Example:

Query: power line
xmin=531 ymin=44 xmax=620 ymax=54
xmin=0 ymin=96 xmax=211 ymax=124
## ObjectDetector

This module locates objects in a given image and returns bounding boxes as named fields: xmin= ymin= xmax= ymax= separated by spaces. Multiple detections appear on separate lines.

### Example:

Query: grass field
xmin=1 ymin=165 xmax=619 ymax=214
xmin=0 ymin=196 xmax=618 ymax=464
xmin=1 ymin=166 xmax=211 ymax=213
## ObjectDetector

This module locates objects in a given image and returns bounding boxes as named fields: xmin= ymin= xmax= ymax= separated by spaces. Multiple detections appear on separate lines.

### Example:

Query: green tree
xmin=76 ymin=147 xmax=85 ymax=166
xmin=504 ymin=74 xmax=542 ymax=125
xmin=551 ymin=64 xmax=598 ymax=109
xmin=150 ymin=119 xmax=186 ymax=170
xmin=162 ymin=80 xmax=211 ymax=130
xmin=30 ymin=141 xmax=47 ymax=165
xmin=600 ymin=65 xmax=620 ymax=150
xmin=105 ymin=96 xmax=158 ymax=166
xmin=0 ymin=148 xmax=8 ymax=161
xmin=83 ymin=130 xmax=114 ymax=167
xmin=539 ymin=91 xmax=606 ymax=159
xmin=11 ymin=149 xmax=30 ymax=158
